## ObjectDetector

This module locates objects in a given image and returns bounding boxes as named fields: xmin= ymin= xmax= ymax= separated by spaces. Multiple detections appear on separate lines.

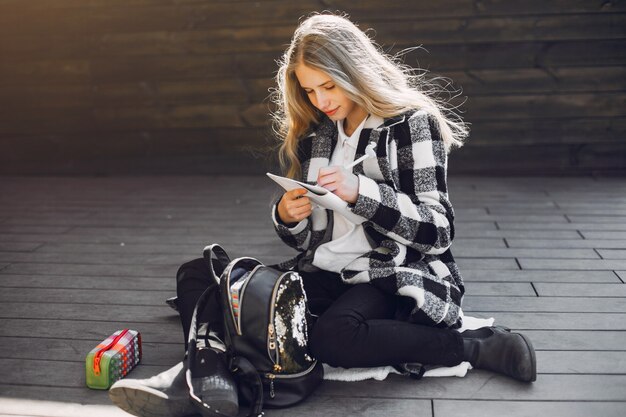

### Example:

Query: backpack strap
xmin=203 ymin=244 xmax=231 ymax=284
xmin=231 ymin=355 xmax=264 ymax=417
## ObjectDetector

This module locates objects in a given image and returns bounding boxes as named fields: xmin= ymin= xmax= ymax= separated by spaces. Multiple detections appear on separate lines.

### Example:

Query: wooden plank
xmin=0 ymin=394 xmax=431 ymax=417
xmin=3 ymin=0 xmax=624 ymax=15
xmin=371 ymin=14 xmax=626 ymax=45
xmin=453 ymin=248 xmax=599 ymax=259
xmin=65 ymin=227 xmax=279 ymax=238
xmin=467 ymin=93 xmax=626 ymax=120
xmin=3 ymin=245 xmax=597 ymax=261
xmin=0 ymin=78 xmax=258 ymax=109
xmin=463 ymin=296 xmax=626 ymax=313
xmin=234 ymin=397 xmax=433 ymax=417
xmin=0 ymin=242 xmax=41 ymax=252
xmin=482 ymin=312 xmax=626 ymax=331
xmin=1 ymin=255 xmax=532 ymax=277
xmin=0 ymin=300 xmax=179 ymax=323
xmin=0 ymin=128 xmax=265 ymax=164
xmin=0 ymin=336 xmax=181 ymax=366
xmin=0 ymin=318 xmax=182 ymax=343
xmin=0 ymin=288 xmax=177 ymax=305
xmin=582 ymin=231 xmax=626 ymax=240
xmin=451 ymin=66 xmax=626 ymax=95
xmin=567 ymin=216 xmax=626 ymax=224
xmin=0 ymin=263 xmax=179 ymax=277
xmin=0 ymin=250 xmax=286 ymax=265
xmin=434 ymin=400 xmax=626 ymax=417
xmin=315 ymin=373 xmax=626 ymax=401
xmin=28 ymin=241 xmax=327 ymax=254
xmin=1 ymin=215 xmax=277 ymax=228
xmin=558 ymin=203 xmax=626 ymax=213
xmin=462 ymin=283 xmax=536 ymax=296
xmin=469 ymin=117 xmax=626 ymax=146
xmin=0 ymin=103 xmax=248 ymax=135
xmin=597 ymin=249 xmax=626 ymax=259
xmin=534 ymin=283 xmax=626 ymax=297
xmin=0 ymin=225 xmax=72 ymax=234
xmin=537 ymin=351 xmax=626 ymax=374
xmin=3 ymin=39 xmax=623 ymax=87
xmin=454 ymin=238 xmax=507 ymax=249
xmin=518 ymin=259 xmax=626 ymax=270
xmin=450 ymin=142 xmax=626 ymax=176
xmin=456 ymin=213 xmax=569 ymax=222
xmin=506 ymin=239 xmax=626 ymax=249
xmin=491 ymin=208 xmax=626 ymax=216
xmin=0 ymin=232 xmax=289 ymax=247
xmin=0 ymin=384 xmax=145 ymax=407
xmin=498 ymin=222 xmax=626 ymax=231
xmin=0 ymin=358 xmax=170 ymax=388
xmin=455 ymin=259 xmax=520 ymax=270
xmin=456 ymin=230 xmax=583 ymax=239
xmin=522 ymin=330 xmax=626 ymax=351
xmin=396 ymin=39 xmax=626 ymax=70
xmin=0 ymin=275 xmax=174 ymax=290
xmin=461 ymin=270 xmax=619 ymax=283
xmin=1 ymin=1 xmax=623 ymax=37
xmin=4 ymin=14 xmax=625 ymax=61
xmin=0 ymin=398 xmax=134 ymax=417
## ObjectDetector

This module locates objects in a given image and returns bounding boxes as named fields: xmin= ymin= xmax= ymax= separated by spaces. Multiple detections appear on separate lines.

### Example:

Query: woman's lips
xmin=324 ymin=107 xmax=339 ymax=116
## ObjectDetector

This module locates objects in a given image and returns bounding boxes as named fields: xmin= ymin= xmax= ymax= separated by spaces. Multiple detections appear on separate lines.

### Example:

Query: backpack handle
xmin=203 ymin=244 xmax=231 ymax=284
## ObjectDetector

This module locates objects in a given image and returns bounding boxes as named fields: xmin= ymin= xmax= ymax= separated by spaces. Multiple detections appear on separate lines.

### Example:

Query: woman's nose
xmin=315 ymin=91 xmax=329 ymax=109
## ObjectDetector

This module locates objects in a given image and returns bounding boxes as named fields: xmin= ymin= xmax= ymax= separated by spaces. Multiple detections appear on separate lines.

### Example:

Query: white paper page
xmin=266 ymin=173 xmax=365 ymax=224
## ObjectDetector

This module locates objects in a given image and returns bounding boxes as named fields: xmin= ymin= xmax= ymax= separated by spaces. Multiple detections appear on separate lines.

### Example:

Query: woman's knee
xmin=309 ymin=311 xmax=364 ymax=367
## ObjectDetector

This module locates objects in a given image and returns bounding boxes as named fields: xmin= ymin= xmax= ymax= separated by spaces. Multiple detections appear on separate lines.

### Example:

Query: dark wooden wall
xmin=0 ymin=0 xmax=624 ymax=175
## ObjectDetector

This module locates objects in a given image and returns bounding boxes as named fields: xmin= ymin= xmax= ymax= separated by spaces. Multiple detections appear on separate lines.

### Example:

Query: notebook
xmin=266 ymin=172 xmax=365 ymax=225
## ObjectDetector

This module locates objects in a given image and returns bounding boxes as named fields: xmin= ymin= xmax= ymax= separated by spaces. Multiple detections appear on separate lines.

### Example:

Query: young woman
xmin=270 ymin=13 xmax=536 ymax=377
xmin=109 ymin=13 xmax=536 ymax=417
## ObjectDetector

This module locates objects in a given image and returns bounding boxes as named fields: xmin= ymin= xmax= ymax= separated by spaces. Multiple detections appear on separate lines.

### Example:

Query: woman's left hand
xmin=317 ymin=166 xmax=359 ymax=204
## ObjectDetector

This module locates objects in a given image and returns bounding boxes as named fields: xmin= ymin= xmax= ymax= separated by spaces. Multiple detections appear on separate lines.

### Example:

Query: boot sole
xmin=517 ymin=332 xmax=537 ymax=382
xmin=109 ymin=382 xmax=197 ymax=417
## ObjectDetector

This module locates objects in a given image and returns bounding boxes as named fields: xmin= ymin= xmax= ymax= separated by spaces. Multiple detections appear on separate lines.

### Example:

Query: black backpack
xmin=200 ymin=244 xmax=324 ymax=414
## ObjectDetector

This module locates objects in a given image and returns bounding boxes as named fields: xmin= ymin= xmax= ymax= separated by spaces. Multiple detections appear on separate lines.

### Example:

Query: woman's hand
xmin=277 ymin=188 xmax=313 ymax=224
xmin=317 ymin=166 xmax=359 ymax=204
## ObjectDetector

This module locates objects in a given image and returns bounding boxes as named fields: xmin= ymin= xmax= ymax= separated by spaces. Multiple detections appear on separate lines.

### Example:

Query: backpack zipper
xmin=267 ymin=271 xmax=293 ymax=371
xmin=265 ymin=361 xmax=319 ymax=398
xmin=224 ymin=257 xmax=262 ymax=336
xmin=235 ymin=264 xmax=261 ymax=334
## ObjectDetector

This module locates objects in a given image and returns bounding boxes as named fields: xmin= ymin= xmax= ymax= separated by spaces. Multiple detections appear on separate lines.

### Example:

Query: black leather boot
xmin=462 ymin=326 xmax=537 ymax=382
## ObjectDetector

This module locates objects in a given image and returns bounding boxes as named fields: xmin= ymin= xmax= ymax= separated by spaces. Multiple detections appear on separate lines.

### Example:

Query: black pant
xmin=176 ymin=258 xmax=463 ymax=368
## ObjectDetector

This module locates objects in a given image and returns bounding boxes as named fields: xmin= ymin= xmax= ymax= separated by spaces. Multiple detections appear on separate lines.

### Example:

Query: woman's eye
xmin=305 ymin=90 xmax=314 ymax=95
xmin=325 ymin=85 xmax=335 ymax=90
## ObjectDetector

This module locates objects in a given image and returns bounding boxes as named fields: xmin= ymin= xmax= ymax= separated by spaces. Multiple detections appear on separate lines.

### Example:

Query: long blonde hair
xmin=272 ymin=13 xmax=469 ymax=179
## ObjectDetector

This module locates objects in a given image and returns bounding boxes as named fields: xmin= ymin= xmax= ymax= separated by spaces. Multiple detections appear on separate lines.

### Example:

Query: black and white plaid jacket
xmin=272 ymin=109 xmax=464 ymax=328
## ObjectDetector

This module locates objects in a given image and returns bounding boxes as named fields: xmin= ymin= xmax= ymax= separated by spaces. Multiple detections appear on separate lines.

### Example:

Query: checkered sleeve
xmin=348 ymin=111 xmax=454 ymax=255
xmin=271 ymin=196 xmax=312 ymax=252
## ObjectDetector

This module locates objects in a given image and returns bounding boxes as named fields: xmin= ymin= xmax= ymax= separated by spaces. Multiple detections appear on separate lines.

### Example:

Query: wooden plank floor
xmin=0 ymin=175 xmax=625 ymax=417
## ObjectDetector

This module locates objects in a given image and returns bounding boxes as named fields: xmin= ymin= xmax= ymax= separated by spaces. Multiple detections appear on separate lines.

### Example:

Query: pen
xmin=344 ymin=154 xmax=370 ymax=170
xmin=344 ymin=141 xmax=378 ymax=170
